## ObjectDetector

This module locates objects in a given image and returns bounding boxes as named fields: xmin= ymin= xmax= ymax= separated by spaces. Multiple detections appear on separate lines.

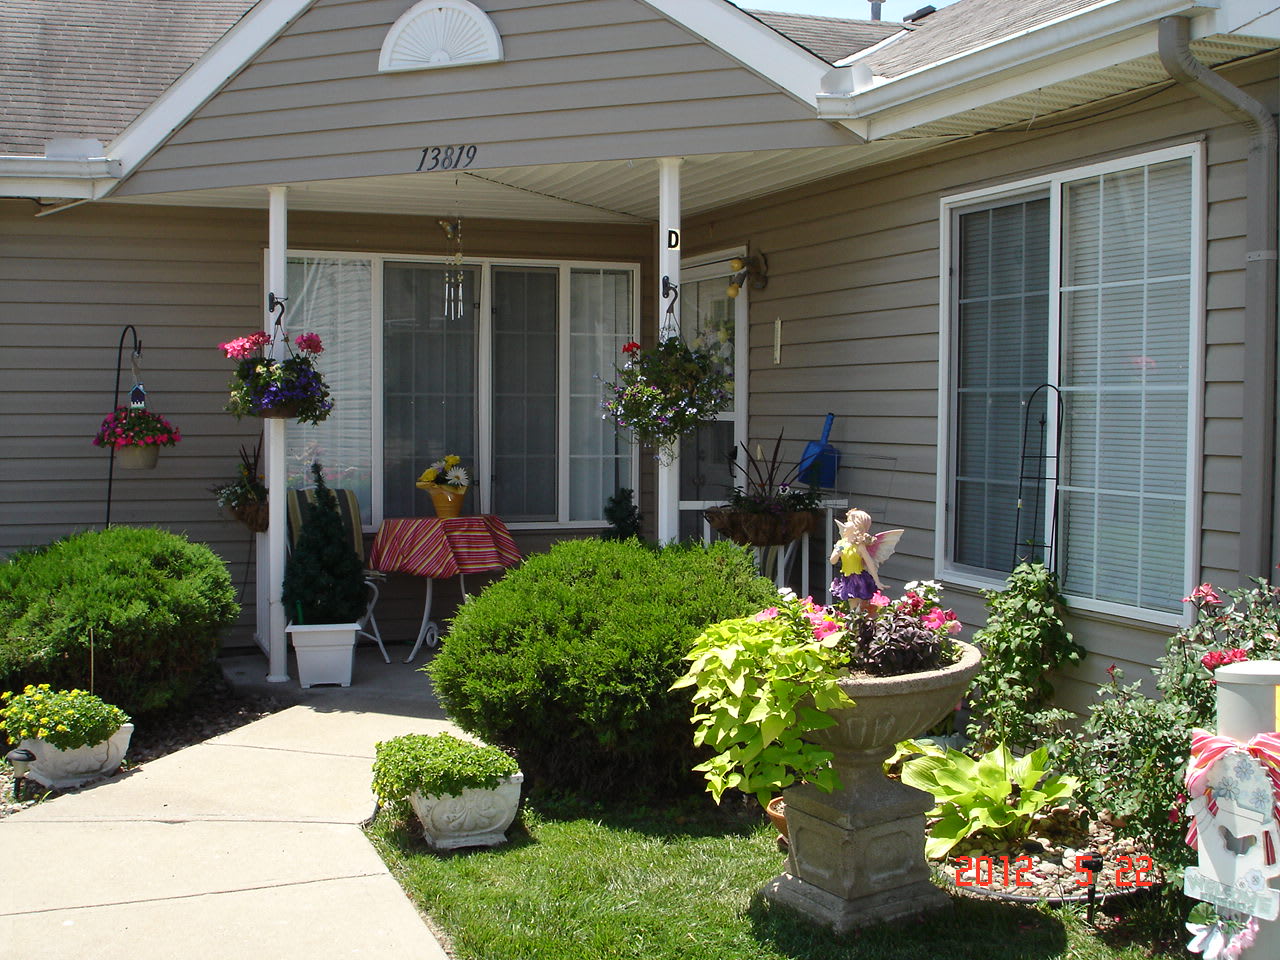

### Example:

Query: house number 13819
xmin=418 ymin=145 xmax=478 ymax=172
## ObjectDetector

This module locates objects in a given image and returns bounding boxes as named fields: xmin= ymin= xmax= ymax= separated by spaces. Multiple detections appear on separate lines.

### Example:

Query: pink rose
xmin=1183 ymin=583 xmax=1221 ymax=605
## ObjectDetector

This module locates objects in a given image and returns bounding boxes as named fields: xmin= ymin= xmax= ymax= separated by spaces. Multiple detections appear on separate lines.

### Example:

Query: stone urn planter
xmin=409 ymin=772 xmax=525 ymax=851
xmin=20 ymin=723 xmax=135 ymax=790
xmin=762 ymin=640 xmax=982 ymax=933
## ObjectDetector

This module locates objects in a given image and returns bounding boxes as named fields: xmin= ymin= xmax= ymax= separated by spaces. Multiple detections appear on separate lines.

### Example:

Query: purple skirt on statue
xmin=831 ymin=570 xmax=877 ymax=602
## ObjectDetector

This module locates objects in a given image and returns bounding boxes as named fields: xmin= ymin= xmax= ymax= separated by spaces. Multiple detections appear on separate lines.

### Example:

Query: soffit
xmin=105 ymin=139 xmax=935 ymax=222
xmin=874 ymin=34 xmax=1279 ymax=140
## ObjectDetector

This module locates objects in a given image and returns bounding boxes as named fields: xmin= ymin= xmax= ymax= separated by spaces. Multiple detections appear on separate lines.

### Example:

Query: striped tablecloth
xmin=368 ymin=516 xmax=521 ymax=579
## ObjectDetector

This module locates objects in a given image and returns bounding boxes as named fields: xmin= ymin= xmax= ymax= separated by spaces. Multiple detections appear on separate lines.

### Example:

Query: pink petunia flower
xmin=754 ymin=607 xmax=779 ymax=621
xmin=868 ymin=592 xmax=892 ymax=609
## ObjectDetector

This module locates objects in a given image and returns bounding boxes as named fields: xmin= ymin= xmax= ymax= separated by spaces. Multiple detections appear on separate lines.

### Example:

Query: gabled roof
xmin=0 ymin=0 xmax=861 ymax=160
xmin=0 ymin=0 xmax=253 ymax=156
xmin=746 ymin=9 xmax=903 ymax=64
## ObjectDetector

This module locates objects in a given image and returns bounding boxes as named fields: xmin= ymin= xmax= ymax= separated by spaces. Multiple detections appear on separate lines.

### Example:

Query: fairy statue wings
xmin=830 ymin=508 xmax=904 ymax=590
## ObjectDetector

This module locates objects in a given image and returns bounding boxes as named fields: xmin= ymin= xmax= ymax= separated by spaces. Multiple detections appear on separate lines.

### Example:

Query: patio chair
xmin=285 ymin=487 xmax=389 ymax=663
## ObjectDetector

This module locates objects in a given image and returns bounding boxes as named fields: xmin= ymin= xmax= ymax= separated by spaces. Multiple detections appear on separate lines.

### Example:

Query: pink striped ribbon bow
xmin=1184 ymin=728 xmax=1280 ymax=861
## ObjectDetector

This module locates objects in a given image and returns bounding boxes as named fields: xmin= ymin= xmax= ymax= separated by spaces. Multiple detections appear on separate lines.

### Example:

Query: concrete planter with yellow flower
xmin=417 ymin=455 xmax=470 ymax=518
xmin=1 ymin=685 xmax=134 ymax=789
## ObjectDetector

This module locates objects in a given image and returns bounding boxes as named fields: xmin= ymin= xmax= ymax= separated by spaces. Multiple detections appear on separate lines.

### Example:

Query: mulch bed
xmin=938 ymin=807 xmax=1164 ymax=903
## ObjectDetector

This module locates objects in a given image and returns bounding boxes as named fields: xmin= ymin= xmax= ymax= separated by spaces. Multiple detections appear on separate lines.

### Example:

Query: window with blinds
xmin=946 ymin=151 xmax=1197 ymax=619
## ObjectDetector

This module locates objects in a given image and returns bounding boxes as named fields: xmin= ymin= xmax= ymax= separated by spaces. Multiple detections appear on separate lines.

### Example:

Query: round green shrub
xmin=0 ymin=526 xmax=239 ymax=719
xmin=427 ymin=537 xmax=778 ymax=798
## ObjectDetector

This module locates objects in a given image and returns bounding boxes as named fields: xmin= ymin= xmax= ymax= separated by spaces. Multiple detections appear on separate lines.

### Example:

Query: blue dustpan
xmin=798 ymin=413 xmax=839 ymax=487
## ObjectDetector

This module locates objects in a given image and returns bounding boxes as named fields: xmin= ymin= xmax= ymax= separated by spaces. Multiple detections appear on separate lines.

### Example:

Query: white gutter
xmin=817 ymin=0 xmax=1220 ymax=139
xmin=0 ymin=155 xmax=121 ymax=199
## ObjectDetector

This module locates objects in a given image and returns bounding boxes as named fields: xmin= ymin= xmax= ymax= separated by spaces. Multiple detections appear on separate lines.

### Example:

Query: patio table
xmin=368 ymin=515 xmax=521 ymax=663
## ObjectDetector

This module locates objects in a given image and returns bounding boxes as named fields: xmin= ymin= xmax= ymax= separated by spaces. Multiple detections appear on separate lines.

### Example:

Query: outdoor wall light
xmin=726 ymin=253 xmax=768 ymax=299
xmin=6 ymin=747 xmax=35 ymax=799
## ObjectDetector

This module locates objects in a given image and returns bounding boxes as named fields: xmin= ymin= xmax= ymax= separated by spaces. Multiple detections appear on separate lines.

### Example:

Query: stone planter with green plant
xmin=675 ymin=578 xmax=981 ymax=932
xmin=1 ymin=684 xmax=133 ymax=789
xmin=372 ymin=732 xmax=522 ymax=851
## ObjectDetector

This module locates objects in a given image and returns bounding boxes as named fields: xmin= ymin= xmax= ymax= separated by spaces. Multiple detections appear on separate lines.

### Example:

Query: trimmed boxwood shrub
xmin=428 ymin=537 xmax=777 ymax=798
xmin=0 ymin=526 xmax=239 ymax=719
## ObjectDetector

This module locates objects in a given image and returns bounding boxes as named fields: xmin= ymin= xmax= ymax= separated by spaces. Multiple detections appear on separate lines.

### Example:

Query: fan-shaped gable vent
xmin=379 ymin=0 xmax=504 ymax=73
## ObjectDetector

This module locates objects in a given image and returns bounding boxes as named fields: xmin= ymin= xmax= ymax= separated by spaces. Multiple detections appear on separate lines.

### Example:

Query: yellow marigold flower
xmin=444 ymin=454 xmax=461 ymax=467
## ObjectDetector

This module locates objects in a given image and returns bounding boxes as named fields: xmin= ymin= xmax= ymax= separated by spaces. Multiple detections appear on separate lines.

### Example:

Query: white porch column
xmin=656 ymin=157 xmax=683 ymax=543
xmin=263 ymin=185 xmax=290 ymax=682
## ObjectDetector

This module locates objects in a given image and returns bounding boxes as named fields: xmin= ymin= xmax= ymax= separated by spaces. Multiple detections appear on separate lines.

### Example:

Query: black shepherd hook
xmin=104 ymin=325 xmax=142 ymax=527
xmin=661 ymin=275 xmax=679 ymax=336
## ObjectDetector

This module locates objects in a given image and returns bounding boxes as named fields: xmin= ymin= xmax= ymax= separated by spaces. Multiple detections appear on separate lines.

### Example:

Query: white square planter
xmin=288 ymin=622 xmax=359 ymax=688
xmin=409 ymin=772 xmax=524 ymax=851
xmin=21 ymin=722 xmax=135 ymax=789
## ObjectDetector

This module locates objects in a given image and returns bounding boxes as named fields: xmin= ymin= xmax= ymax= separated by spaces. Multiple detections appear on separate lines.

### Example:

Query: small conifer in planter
xmin=283 ymin=463 xmax=367 ymax=687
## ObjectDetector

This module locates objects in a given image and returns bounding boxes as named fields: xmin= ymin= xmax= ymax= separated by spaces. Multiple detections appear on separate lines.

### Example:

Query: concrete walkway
xmin=1 ymin=647 xmax=456 ymax=960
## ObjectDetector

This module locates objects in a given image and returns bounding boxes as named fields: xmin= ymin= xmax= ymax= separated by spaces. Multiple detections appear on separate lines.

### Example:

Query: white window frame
xmin=279 ymin=249 xmax=641 ymax=532
xmin=677 ymin=247 xmax=751 ymax=532
xmin=934 ymin=143 xmax=1205 ymax=626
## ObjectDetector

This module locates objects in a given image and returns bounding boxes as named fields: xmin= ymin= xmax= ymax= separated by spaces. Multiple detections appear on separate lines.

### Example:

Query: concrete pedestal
xmin=761 ymin=642 xmax=981 ymax=932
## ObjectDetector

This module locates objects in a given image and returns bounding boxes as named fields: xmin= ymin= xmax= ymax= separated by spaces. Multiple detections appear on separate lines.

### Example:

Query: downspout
xmin=1158 ymin=16 xmax=1279 ymax=582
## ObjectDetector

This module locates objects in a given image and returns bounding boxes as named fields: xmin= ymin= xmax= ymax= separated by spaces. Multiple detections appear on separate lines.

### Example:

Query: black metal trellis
xmin=103 ymin=325 xmax=143 ymax=527
xmin=1011 ymin=383 xmax=1064 ymax=571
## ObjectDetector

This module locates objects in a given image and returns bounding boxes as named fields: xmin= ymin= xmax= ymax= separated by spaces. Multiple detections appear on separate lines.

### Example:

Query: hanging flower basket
xmin=93 ymin=407 xmax=181 ymax=469
xmin=601 ymin=337 xmax=731 ymax=454
xmin=704 ymin=507 xmax=818 ymax=547
xmin=212 ymin=442 xmax=269 ymax=531
xmin=219 ymin=331 xmax=333 ymax=425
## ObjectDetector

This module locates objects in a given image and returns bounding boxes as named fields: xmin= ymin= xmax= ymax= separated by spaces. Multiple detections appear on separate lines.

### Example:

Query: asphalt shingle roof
xmin=0 ymin=0 xmax=252 ymax=156
xmin=745 ymin=9 xmax=904 ymax=64
xmin=860 ymin=0 xmax=1100 ymax=77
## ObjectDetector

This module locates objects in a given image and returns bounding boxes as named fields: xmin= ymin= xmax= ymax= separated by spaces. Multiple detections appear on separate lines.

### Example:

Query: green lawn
xmin=367 ymin=797 xmax=1181 ymax=960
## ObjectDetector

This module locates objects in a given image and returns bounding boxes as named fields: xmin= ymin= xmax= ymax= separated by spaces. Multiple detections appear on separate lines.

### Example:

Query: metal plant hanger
xmin=104 ymin=324 xmax=144 ymax=526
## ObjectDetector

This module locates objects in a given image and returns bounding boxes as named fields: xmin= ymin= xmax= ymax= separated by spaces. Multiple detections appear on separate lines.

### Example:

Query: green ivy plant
xmin=966 ymin=563 xmax=1084 ymax=751
xmin=371 ymin=733 xmax=519 ymax=805
xmin=901 ymin=743 xmax=1079 ymax=859
xmin=0 ymin=684 xmax=129 ymax=751
xmin=672 ymin=594 xmax=852 ymax=807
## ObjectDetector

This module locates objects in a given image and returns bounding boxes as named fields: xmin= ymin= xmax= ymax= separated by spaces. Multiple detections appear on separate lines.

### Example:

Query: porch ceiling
xmin=105 ymin=139 xmax=938 ymax=223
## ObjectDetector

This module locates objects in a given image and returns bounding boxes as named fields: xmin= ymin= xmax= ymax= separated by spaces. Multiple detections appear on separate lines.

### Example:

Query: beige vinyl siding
xmin=0 ymin=198 xmax=651 ymax=644
xmin=117 ymin=0 xmax=855 ymax=198
xmin=686 ymin=56 xmax=1276 ymax=708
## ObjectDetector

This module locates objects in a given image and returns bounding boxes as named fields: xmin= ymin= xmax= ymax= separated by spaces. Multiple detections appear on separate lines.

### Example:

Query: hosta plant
xmin=0 ymin=684 xmax=130 ymax=751
xmin=901 ymin=743 xmax=1079 ymax=859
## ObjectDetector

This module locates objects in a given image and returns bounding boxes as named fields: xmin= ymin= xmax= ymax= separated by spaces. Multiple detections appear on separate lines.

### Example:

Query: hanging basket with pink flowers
xmin=93 ymin=407 xmax=182 ymax=470
xmin=219 ymin=330 xmax=333 ymax=425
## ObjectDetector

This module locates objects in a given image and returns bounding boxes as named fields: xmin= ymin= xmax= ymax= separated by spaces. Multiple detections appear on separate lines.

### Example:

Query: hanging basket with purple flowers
xmin=600 ymin=336 xmax=730 ymax=454
xmin=219 ymin=330 xmax=333 ymax=425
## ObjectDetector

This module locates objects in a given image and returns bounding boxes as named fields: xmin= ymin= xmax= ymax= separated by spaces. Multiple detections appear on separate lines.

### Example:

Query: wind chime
xmin=439 ymin=216 xmax=465 ymax=321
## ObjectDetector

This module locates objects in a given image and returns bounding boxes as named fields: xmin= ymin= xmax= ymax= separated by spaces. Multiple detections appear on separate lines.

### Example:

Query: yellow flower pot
xmin=423 ymin=484 xmax=468 ymax=519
